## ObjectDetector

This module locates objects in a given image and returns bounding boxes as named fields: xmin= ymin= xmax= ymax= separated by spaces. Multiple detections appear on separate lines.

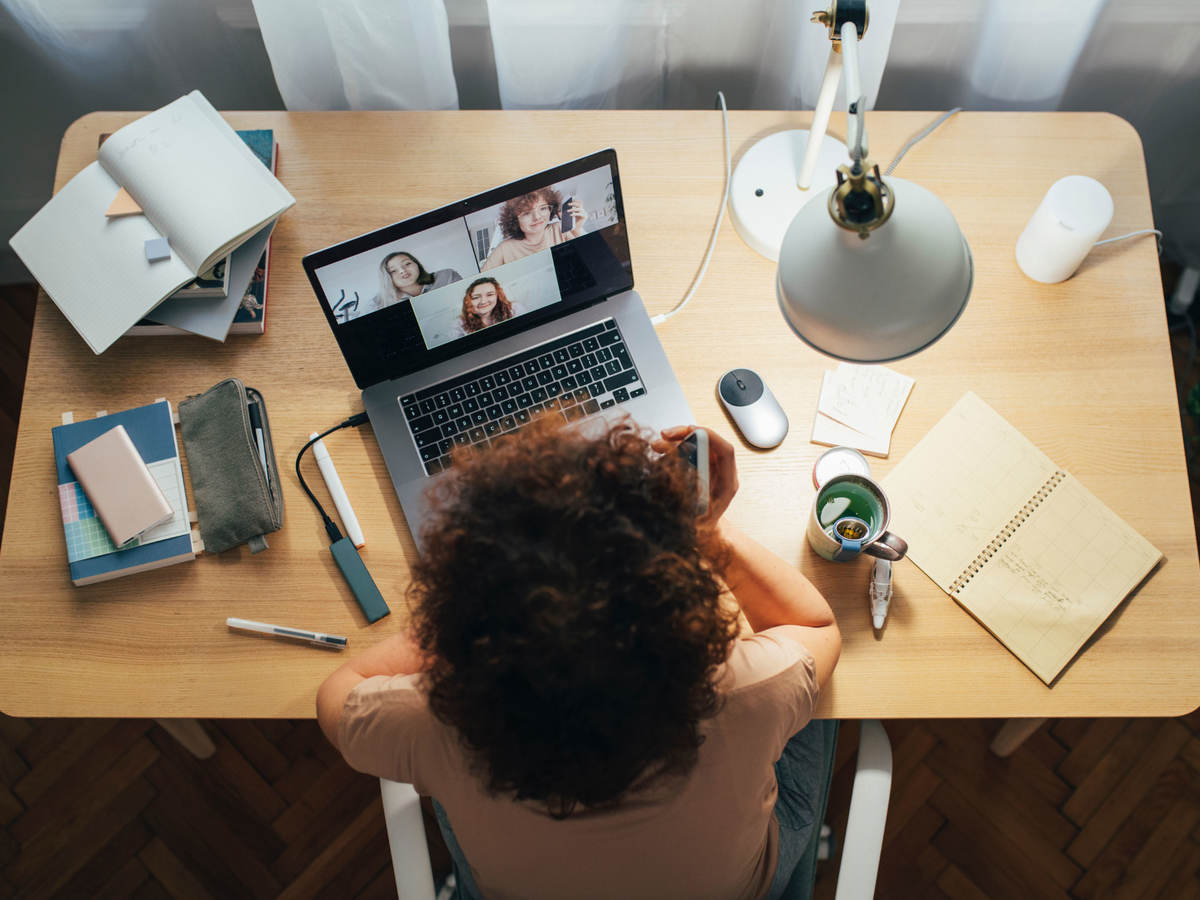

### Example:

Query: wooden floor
xmin=2 ymin=281 xmax=1199 ymax=899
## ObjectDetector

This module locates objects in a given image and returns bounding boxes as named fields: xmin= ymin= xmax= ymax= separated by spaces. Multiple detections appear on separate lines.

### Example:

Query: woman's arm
xmin=315 ymin=631 xmax=428 ymax=748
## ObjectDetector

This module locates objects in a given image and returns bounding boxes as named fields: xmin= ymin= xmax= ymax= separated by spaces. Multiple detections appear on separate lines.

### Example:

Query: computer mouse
xmin=717 ymin=368 xmax=789 ymax=449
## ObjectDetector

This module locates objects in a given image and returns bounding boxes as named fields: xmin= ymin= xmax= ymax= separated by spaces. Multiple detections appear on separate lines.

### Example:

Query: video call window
xmin=312 ymin=164 xmax=619 ymax=352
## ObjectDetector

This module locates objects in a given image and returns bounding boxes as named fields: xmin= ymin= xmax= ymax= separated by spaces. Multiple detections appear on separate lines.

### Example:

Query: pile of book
xmin=10 ymin=91 xmax=294 ymax=352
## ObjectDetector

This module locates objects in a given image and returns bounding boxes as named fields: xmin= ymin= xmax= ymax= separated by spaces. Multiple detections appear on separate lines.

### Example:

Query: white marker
xmin=309 ymin=432 xmax=365 ymax=548
xmin=226 ymin=617 xmax=347 ymax=649
xmin=869 ymin=558 xmax=893 ymax=630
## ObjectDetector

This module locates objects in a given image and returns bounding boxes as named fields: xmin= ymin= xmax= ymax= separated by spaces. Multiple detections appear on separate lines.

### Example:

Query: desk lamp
xmin=738 ymin=3 xmax=974 ymax=363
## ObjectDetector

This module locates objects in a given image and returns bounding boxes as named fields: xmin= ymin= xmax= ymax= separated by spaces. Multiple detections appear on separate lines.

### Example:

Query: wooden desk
xmin=2 ymin=111 xmax=1197 ymax=721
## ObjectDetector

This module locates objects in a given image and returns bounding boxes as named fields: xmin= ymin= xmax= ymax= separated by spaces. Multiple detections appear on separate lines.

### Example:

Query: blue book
xmin=51 ymin=400 xmax=195 ymax=586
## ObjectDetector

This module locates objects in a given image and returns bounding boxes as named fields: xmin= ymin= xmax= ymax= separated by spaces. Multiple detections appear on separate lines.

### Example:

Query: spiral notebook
xmin=883 ymin=392 xmax=1162 ymax=684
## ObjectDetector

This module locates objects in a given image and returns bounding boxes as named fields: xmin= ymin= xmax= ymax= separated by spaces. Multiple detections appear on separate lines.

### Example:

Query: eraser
xmin=145 ymin=237 xmax=171 ymax=262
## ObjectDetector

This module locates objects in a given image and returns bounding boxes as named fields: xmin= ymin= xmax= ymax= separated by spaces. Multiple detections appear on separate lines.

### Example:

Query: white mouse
xmin=717 ymin=368 xmax=789 ymax=449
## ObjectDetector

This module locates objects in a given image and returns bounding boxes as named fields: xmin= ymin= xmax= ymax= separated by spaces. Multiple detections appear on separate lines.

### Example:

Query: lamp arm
xmin=796 ymin=45 xmax=844 ymax=190
xmin=841 ymin=21 xmax=868 ymax=164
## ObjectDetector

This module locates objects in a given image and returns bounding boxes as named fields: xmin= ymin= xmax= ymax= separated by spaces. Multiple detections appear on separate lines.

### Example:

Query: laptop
xmin=302 ymin=149 xmax=693 ymax=540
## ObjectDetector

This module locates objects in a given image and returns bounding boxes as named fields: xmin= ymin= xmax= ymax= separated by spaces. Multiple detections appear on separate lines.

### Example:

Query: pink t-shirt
xmin=339 ymin=625 xmax=819 ymax=900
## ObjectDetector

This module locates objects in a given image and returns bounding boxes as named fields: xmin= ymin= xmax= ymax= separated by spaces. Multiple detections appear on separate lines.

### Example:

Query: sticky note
xmin=106 ymin=187 xmax=143 ymax=217
xmin=144 ymin=237 xmax=171 ymax=262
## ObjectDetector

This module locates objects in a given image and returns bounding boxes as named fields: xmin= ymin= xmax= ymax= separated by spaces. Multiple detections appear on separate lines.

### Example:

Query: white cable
xmin=1094 ymin=228 xmax=1163 ymax=252
xmin=884 ymin=108 xmax=962 ymax=176
xmin=651 ymin=91 xmax=731 ymax=327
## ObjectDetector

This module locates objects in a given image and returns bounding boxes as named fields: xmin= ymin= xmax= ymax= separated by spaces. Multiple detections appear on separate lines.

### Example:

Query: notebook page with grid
xmin=884 ymin=392 xmax=1162 ymax=684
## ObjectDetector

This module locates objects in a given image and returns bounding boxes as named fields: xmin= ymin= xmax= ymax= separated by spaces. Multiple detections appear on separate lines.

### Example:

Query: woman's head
xmin=409 ymin=417 xmax=736 ymax=817
xmin=460 ymin=277 xmax=514 ymax=332
xmin=381 ymin=252 xmax=433 ymax=300
xmin=498 ymin=187 xmax=563 ymax=241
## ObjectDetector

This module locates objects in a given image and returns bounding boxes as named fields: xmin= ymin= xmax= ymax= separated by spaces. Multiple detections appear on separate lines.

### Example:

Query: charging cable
xmin=296 ymin=412 xmax=390 ymax=623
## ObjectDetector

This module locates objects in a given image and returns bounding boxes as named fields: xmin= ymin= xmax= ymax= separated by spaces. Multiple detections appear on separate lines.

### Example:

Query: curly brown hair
xmin=460 ymin=277 xmax=514 ymax=333
xmin=408 ymin=416 xmax=736 ymax=818
xmin=498 ymin=187 xmax=563 ymax=241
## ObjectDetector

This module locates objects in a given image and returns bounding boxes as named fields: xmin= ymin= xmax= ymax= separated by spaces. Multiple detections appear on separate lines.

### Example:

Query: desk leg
xmin=155 ymin=718 xmax=216 ymax=759
xmin=989 ymin=717 xmax=1047 ymax=757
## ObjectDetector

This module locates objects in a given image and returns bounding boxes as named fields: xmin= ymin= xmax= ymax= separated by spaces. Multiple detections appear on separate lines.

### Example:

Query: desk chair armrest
xmin=380 ymin=779 xmax=437 ymax=900
xmin=834 ymin=720 xmax=892 ymax=900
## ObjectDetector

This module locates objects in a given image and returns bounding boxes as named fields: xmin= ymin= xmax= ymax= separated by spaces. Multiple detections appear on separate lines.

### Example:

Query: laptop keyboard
xmin=400 ymin=318 xmax=646 ymax=476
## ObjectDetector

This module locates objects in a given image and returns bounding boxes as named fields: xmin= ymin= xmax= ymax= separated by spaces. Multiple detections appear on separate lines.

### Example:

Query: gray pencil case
xmin=179 ymin=377 xmax=283 ymax=554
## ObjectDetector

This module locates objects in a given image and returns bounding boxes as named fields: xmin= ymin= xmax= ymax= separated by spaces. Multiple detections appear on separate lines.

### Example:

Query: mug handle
xmin=865 ymin=532 xmax=907 ymax=561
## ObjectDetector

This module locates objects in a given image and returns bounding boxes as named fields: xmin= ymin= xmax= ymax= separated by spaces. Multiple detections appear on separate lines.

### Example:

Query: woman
xmin=459 ymin=276 xmax=515 ymax=333
xmin=362 ymin=251 xmax=461 ymax=317
xmin=481 ymin=187 xmax=587 ymax=271
xmin=317 ymin=418 xmax=842 ymax=900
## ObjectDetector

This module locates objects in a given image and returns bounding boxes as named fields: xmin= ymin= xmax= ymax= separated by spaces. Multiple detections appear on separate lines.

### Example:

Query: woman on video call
xmin=361 ymin=251 xmax=461 ymax=317
xmin=317 ymin=418 xmax=842 ymax=900
xmin=458 ymin=276 xmax=516 ymax=334
xmin=481 ymin=187 xmax=587 ymax=271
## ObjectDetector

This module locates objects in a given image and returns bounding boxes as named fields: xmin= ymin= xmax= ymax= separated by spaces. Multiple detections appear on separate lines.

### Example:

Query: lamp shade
xmin=776 ymin=176 xmax=973 ymax=362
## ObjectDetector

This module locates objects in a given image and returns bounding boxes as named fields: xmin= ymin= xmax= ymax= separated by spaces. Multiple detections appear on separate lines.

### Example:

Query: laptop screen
xmin=303 ymin=149 xmax=632 ymax=389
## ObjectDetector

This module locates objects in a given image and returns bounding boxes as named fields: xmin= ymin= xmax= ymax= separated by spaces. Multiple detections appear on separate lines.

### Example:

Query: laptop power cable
xmin=296 ymin=412 xmax=390 ymax=624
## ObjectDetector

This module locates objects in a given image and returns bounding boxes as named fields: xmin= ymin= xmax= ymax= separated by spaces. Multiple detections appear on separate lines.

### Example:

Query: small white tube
xmin=1015 ymin=176 xmax=1113 ymax=283
xmin=797 ymin=45 xmax=843 ymax=190
xmin=309 ymin=432 xmax=366 ymax=548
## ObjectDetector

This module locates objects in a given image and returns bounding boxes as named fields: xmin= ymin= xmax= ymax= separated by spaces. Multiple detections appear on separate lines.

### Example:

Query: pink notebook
xmin=65 ymin=424 xmax=173 ymax=546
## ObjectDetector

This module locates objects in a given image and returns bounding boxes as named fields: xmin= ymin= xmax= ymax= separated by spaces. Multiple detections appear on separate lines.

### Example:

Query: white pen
xmin=869 ymin=558 xmax=893 ymax=630
xmin=308 ymin=432 xmax=365 ymax=548
xmin=226 ymin=617 xmax=347 ymax=649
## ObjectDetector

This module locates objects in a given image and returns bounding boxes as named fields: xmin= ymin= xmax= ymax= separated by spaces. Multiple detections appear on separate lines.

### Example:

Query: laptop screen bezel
xmin=302 ymin=148 xmax=631 ymax=390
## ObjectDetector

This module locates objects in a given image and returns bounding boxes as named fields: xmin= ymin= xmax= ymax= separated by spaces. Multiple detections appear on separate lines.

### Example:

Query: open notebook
xmin=883 ymin=392 xmax=1162 ymax=684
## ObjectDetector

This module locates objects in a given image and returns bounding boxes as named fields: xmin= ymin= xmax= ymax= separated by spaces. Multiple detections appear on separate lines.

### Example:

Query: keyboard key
xmin=404 ymin=404 xmax=421 ymax=420
xmin=538 ymin=353 xmax=554 ymax=369
xmin=508 ymin=365 xmax=524 ymax=381
xmin=601 ymin=399 xmax=616 ymax=409
xmin=415 ymin=428 xmax=441 ymax=448
xmin=454 ymin=433 xmax=471 ymax=447
xmin=561 ymin=375 xmax=578 ymax=390
xmin=420 ymin=444 xmax=440 ymax=462
xmin=613 ymin=387 xmax=631 ymax=403
xmin=456 ymin=416 xmax=472 ymax=430
xmin=425 ymin=458 xmax=443 ymax=475
xmin=463 ymin=397 xmax=480 ymax=413
xmin=604 ymin=369 xmax=640 ymax=392
xmin=604 ymin=320 xmax=618 ymax=330
xmin=521 ymin=375 xmax=538 ymax=391
xmin=572 ymin=388 xmax=590 ymax=403
xmin=583 ymin=337 xmax=599 ymax=352
xmin=464 ymin=382 xmax=481 ymax=396
xmin=435 ymin=394 xmax=451 ymax=409
xmin=630 ymin=388 xmax=646 ymax=398
xmin=577 ymin=370 xmax=593 ymax=386
xmin=588 ymin=383 xmax=605 ymax=399
xmin=500 ymin=415 xmax=517 ymax=431
xmin=613 ymin=346 xmax=632 ymax=369
xmin=546 ymin=383 xmax=562 ymax=398
xmin=564 ymin=404 xmax=585 ymax=422
xmin=583 ymin=399 xmax=601 ymax=415
xmin=516 ymin=393 xmax=534 ymax=409
xmin=581 ymin=352 xmax=598 ymax=368
xmin=438 ymin=439 xmax=453 ymax=455
xmin=567 ymin=359 xmax=583 ymax=374
xmin=605 ymin=360 xmax=622 ymax=376
xmin=598 ymin=330 xmax=622 ymax=346
xmin=486 ymin=404 xmax=502 ymax=420
xmin=433 ymin=409 xmax=449 ymax=425
xmin=441 ymin=422 xmax=459 ymax=438
xmin=556 ymin=395 xmax=575 ymax=411
xmin=501 ymin=398 xmax=518 ymax=414
xmin=401 ymin=394 xmax=417 ymax=407
xmin=409 ymin=414 xmax=434 ymax=432
xmin=448 ymin=403 xmax=464 ymax=418
xmin=481 ymin=375 xmax=496 ymax=390
xmin=515 ymin=409 xmax=531 ymax=424
xmin=471 ymin=410 xmax=488 ymax=425
xmin=553 ymin=348 xmax=570 ymax=363
xmin=590 ymin=365 xmax=607 ymax=382
xmin=450 ymin=387 xmax=466 ymax=402
xmin=551 ymin=364 xmax=568 ymax=380
xmin=469 ymin=426 xmax=486 ymax=443
xmin=537 ymin=370 xmax=554 ymax=386
xmin=523 ymin=359 xmax=540 ymax=374
xmin=478 ymin=390 xmax=493 ymax=406
xmin=568 ymin=343 xmax=585 ymax=358
xmin=485 ymin=421 xmax=501 ymax=436
xmin=531 ymin=387 xmax=547 ymax=402
xmin=419 ymin=398 xmax=436 ymax=414
xmin=495 ymin=371 xmax=512 ymax=385
xmin=493 ymin=385 xmax=510 ymax=401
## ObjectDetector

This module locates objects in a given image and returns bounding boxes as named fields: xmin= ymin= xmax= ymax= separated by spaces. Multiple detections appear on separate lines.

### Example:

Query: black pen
xmin=247 ymin=399 xmax=269 ymax=482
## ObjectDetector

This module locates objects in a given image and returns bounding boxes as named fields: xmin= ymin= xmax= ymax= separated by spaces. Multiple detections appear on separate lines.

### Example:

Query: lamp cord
xmin=651 ymin=90 xmax=731 ymax=327
xmin=884 ymin=108 xmax=962 ymax=176
xmin=295 ymin=412 xmax=370 ymax=543
xmin=1094 ymin=228 xmax=1163 ymax=254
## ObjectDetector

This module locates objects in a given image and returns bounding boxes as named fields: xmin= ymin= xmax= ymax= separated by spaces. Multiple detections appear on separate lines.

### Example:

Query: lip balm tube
xmin=309 ymin=432 xmax=365 ymax=548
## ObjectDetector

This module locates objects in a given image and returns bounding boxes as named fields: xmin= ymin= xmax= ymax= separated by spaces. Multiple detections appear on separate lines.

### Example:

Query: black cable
xmin=295 ymin=412 xmax=370 ymax=542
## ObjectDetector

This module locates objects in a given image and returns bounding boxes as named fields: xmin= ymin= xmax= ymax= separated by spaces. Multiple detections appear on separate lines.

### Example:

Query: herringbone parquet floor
xmin=2 ymin=281 xmax=1199 ymax=899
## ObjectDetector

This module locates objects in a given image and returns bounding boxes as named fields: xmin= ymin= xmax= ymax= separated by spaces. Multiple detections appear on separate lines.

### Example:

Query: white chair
xmin=381 ymin=720 xmax=892 ymax=900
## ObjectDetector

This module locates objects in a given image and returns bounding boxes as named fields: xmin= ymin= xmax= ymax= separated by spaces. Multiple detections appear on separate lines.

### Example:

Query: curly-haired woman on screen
xmin=458 ymin=276 xmax=516 ymax=334
xmin=481 ymin=187 xmax=588 ymax=271
xmin=318 ymin=418 xmax=841 ymax=900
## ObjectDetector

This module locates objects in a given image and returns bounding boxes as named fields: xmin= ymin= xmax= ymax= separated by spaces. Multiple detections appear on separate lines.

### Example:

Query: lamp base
xmin=730 ymin=129 xmax=847 ymax=261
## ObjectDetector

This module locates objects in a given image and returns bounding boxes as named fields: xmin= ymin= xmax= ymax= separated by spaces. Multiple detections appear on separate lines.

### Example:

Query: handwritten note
xmin=811 ymin=365 xmax=914 ymax=458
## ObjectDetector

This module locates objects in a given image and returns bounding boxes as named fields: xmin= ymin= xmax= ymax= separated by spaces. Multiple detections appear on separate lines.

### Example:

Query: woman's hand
xmin=653 ymin=425 xmax=739 ymax=527
xmin=567 ymin=199 xmax=588 ymax=236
